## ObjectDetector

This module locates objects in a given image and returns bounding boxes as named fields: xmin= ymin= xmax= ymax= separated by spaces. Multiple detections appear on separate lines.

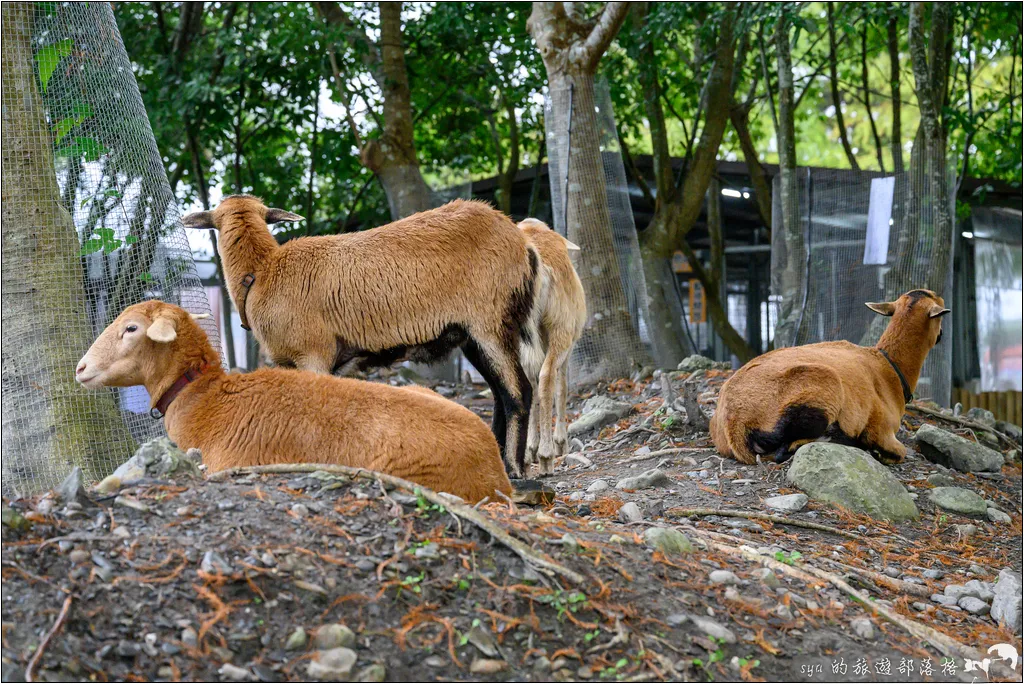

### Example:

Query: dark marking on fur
xmin=331 ymin=325 xmax=469 ymax=375
xmin=748 ymin=404 xmax=830 ymax=461
xmin=508 ymin=247 xmax=540 ymax=350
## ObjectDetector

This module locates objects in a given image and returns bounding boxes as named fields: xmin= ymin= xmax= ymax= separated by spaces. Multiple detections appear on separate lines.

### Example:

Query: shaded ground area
xmin=3 ymin=368 xmax=1022 ymax=683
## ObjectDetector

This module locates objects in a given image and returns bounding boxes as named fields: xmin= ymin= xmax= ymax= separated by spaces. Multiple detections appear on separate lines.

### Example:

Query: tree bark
xmin=827 ymin=2 xmax=860 ymax=171
xmin=529 ymin=2 xmax=647 ymax=380
xmin=2 ymin=3 xmax=136 ymax=487
xmin=729 ymin=103 xmax=771 ymax=231
xmin=772 ymin=11 xmax=805 ymax=348
xmin=861 ymin=15 xmax=886 ymax=172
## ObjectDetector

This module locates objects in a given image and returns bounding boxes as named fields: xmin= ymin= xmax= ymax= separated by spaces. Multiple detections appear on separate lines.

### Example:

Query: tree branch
xmin=581 ymin=2 xmax=630 ymax=70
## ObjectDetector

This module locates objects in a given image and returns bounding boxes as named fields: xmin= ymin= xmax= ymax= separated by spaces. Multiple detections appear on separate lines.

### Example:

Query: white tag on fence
xmin=863 ymin=176 xmax=895 ymax=265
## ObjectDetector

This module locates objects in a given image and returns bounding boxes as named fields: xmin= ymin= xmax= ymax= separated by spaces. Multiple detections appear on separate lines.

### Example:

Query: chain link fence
xmin=545 ymin=78 xmax=653 ymax=385
xmin=2 ymin=2 xmax=217 ymax=495
xmin=770 ymin=158 xmax=955 ymax=405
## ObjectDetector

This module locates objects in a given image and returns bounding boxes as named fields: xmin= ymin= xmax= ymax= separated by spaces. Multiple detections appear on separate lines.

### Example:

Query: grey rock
xmin=465 ymin=622 xmax=499 ymax=657
xmin=218 ymin=664 xmax=252 ymax=681
xmin=915 ymin=424 xmax=1003 ymax=473
xmin=958 ymin=596 xmax=990 ymax=615
xmin=931 ymin=594 xmax=958 ymax=606
xmin=307 ymin=648 xmax=357 ymax=680
xmin=987 ymin=508 xmax=1012 ymax=523
xmin=954 ymin=524 xmax=979 ymax=539
xmin=923 ymin=568 xmax=945 ymax=580
xmin=775 ymin=604 xmax=794 ymax=620
xmin=1005 ymin=449 xmax=1021 ymax=465
xmin=850 ymin=618 xmax=875 ymax=640
xmin=181 ymin=627 xmax=198 ymax=648
xmin=587 ymin=480 xmax=610 ymax=493
xmin=201 ymin=551 xmax=234 ymax=575
xmin=994 ymin=421 xmax=1023 ymax=442
xmin=617 ymin=502 xmax=643 ymax=523
xmin=754 ymin=568 xmax=780 ymax=588
xmin=356 ymin=664 xmax=386 ymax=682
xmin=689 ymin=616 xmax=736 ymax=644
xmin=963 ymin=580 xmax=995 ymax=602
xmin=313 ymin=624 xmax=355 ymax=650
xmin=290 ymin=504 xmax=309 ymax=518
xmin=991 ymin=569 xmax=1023 ymax=634
xmin=926 ymin=473 xmax=956 ymax=487
xmin=58 ymin=467 xmax=87 ymax=504
xmin=568 ymin=396 xmax=633 ymax=437
xmin=616 ymin=468 xmax=674 ymax=490
xmin=642 ymin=527 xmax=692 ymax=555
xmin=565 ymin=453 xmax=593 ymax=468
xmin=764 ymin=493 xmax=808 ymax=513
xmin=928 ymin=487 xmax=989 ymax=516
xmin=913 ymin=602 xmax=930 ymax=612
xmin=965 ymin=407 xmax=996 ymax=427
xmin=944 ymin=584 xmax=981 ymax=601
xmin=786 ymin=443 xmax=919 ymax=521
xmin=709 ymin=570 xmax=740 ymax=585
xmin=69 ymin=549 xmax=91 ymax=564
xmin=284 ymin=628 xmax=307 ymax=651
xmin=677 ymin=355 xmax=729 ymax=374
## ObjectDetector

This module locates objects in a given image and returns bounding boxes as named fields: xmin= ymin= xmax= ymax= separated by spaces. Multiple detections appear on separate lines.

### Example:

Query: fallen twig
xmin=618 ymin=447 xmax=712 ymax=464
xmin=25 ymin=594 xmax=73 ymax=683
xmin=824 ymin=559 xmax=934 ymax=598
xmin=208 ymin=464 xmax=586 ymax=585
xmin=666 ymin=507 xmax=864 ymax=541
xmin=37 ymin=533 xmax=120 ymax=549
xmin=907 ymin=404 xmax=1020 ymax=448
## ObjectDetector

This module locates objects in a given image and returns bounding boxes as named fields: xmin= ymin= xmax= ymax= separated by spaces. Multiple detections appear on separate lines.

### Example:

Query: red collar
xmin=150 ymin=364 xmax=209 ymax=419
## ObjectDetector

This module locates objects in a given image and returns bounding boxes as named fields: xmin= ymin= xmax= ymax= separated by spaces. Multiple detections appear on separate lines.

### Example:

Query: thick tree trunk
xmin=1 ymin=3 xmax=136 ymax=488
xmin=772 ymin=13 xmax=805 ymax=348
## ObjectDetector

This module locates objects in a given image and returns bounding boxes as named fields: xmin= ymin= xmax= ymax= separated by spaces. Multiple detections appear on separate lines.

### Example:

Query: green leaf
xmin=139 ymin=272 xmax=154 ymax=283
xmin=36 ymin=39 xmax=74 ymax=93
xmin=103 ymin=188 xmax=123 ymax=199
xmin=53 ymin=118 xmax=77 ymax=144
xmin=80 ymin=238 xmax=103 ymax=255
xmin=124 ymin=235 xmax=139 ymax=245
xmin=72 ymin=102 xmax=94 ymax=119
xmin=58 ymin=136 xmax=105 ymax=162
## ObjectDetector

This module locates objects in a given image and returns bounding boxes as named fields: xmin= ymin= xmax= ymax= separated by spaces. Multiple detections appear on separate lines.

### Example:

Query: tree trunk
xmin=730 ymin=104 xmax=771 ymax=231
xmin=772 ymin=12 xmax=805 ymax=348
xmin=827 ymin=2 xmax=860 ymax=171
xmin=1 ymin=3 xmax=136 ymax=488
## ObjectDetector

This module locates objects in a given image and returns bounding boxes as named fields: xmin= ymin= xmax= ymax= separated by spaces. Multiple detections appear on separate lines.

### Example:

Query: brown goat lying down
xmin=711 ymin=289 xmax=950 ymax=465
xmin=75 ymin=301 xmax=512 ymax=503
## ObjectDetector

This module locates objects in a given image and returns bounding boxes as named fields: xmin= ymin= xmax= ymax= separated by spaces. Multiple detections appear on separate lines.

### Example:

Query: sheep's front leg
xmin=863 ymin=417 xmax=908 ymax=465
xmin=526 ymin=389 xmax=541 ymax=468
xmin=536 ymin=354 xmax=560 ymax=477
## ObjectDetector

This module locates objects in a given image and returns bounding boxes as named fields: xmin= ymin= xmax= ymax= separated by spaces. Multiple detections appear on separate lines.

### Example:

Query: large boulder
xmin=990 ymin=569 xmax=1023 ymax=634
xmin=915 ymin=423 xmax=1003 ymax=473
xmin=927 ymin=487 xmax=989 ymax=516
xmin=568 ymin=396 xmax=633 ymax=437
xmin=786 ymin=443 xmax=919 ymax=522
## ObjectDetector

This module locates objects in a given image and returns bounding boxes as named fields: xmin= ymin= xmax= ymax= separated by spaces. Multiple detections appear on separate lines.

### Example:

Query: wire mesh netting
xmin=545 ymin=77 xmax=653 ymax=386
xmin=770 ymin=158 xmax=955 ymax=405
xmin=1 ymin=2 xmax=217 ymax=495
xmin=970 ymin=207 xmax=1023 ymax=392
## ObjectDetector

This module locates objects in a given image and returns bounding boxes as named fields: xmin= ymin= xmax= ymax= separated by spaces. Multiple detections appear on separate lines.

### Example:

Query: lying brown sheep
xmin=518 ymin=219 xmax=587 ymax=476
xmin=181 ymin=196 xmax=542 ymax=478
xmin=710 ymin=289 xmax=950 ymax=465
xmin=74 ymin=301 xmax=512 ymax=504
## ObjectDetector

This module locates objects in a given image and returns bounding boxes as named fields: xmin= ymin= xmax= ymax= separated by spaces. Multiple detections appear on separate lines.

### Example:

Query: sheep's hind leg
xmin=462 ymin=339 xmax=528 ymax=477
xmin=536 ymin=352 xmax=566 ymax=477
xmin=552 ymin=358 xmax=570 ymax=458
xmin=526 ymin=390 xmax=541 ymax=470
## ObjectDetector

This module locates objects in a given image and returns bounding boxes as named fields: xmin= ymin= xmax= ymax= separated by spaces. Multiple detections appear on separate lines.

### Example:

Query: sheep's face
xmin=75 ymin=302 xmax=206 ymax=390
xmin=865 ymin=289 xmax=950 ymax=348
xmin=181 ymin=195 xmax=304 ymax=232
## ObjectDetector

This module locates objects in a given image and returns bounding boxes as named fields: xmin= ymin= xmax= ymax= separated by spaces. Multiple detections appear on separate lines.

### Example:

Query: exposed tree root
xmin=824 ymin=559 xmax=934 ymax=599
xmin=25 ymin=594 xmax=73 ymax=683
xmin=666 ymin=507 xmax=865 ymax=541
xmin=207 ymin=464 xmax=586 ymax=585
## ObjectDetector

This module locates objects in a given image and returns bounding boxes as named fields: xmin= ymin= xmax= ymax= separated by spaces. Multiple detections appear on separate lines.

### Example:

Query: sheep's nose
xmin=76 ymin=360 xmax=88 ymax=376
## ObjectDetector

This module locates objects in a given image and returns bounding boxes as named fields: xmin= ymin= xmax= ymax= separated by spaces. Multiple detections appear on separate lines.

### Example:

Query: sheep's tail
xmin=519 ymin=243 xmax=549 ymax=382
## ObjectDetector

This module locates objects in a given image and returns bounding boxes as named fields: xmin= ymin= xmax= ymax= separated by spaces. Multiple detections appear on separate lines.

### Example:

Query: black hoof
xmin=774 ymin=446 xmax=793 ymax=464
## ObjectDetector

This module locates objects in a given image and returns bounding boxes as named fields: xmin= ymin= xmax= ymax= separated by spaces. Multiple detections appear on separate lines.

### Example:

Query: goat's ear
xmin=190 ymin=312 xmax=211 ymax=321
xmin=928 ymin=304 xmax=951 ymax=318
xmin=181 ymin=211 xmax=215 ymax=230
xmin=865 ymin=301 xmax=896 ymax=316
xmin=265 ymin=208 xmax=304 ymax=224
xmin=146 ymin=316 xmax=178 ymax=343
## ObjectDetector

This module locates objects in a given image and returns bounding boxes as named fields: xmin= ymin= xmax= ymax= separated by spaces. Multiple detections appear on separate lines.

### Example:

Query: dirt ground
xmin=2 ymin=370 xmax=1022 ymax=683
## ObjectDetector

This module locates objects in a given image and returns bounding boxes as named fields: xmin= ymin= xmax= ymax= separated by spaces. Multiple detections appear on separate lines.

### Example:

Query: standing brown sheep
xmin=711 ymin=289 xmax=950 ymax=465
xmin=182 ymin=196 xmax=542 ymax=478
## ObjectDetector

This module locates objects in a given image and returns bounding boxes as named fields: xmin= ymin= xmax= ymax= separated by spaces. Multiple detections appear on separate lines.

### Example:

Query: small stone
xmin=218 ymin=663 xmax=252 ymax=681
xmin=201 ymin=550 xmax=234 ymax=575
xmin=923 ymin=568 xmax=945 ymax=580
xmin=764 ymin=493 xmax=808 ymax=513
xmin=987 ymin=508 xmax=1012 ymax=523
xmin=587 ymin=480 xmax=610 ymax=493
xmin=775 ymin=604 xmax=794 ymax=620
xmin=709 ymin=570 xmax=740 ymax=585
xmin=313 ymin=624 xmax=356 ymax=650
xmin=850 ymin=618 xmax=875 ymax=640
xmin=414 ymin=543 xmax=440 ymax=560
xmin=424 ymin=656 xmax=445 ymax=668
xmin=928 ymin=487 xmax=989 ymax=516
xmin=465 ymin=623 xmax=499 ymax=657
xmin=954 ymin=524 xmax=979 ymax=539
xmin=69 ymin=549 xmax=90 ymax=564
xmin=112 ymin=526 xmax=131 ymax=539
xmin=356 ymin=664 xmax=386 ymax=682
xmin=291 ymin=503 xmax=309 ymax=518
xmin=307 ymin=648 xmax=357 ymax=680
xmin=469 ymin=658 xmax=508 ymax=675
xmin=642 ymin=527 xmax=692 ymax=555
xmin=964 ymin=407 xmax=996 ymax=426
xmin=963 ymin=579 xmax=995 ymax=602
xmin=175 ymin=506 xmax=193 ymax=517
xmin=755 ymin=568 xmax=781 ymax=588
xmin=58 ymin=467 xmax=87 ymax=504
xmin=565 ymin=453 xmax=593 ymax=468
xmin=958 ymin=596 xmax=990 ymax=615
xmin=616 ymin=468 xmax=674 ymax=490
xmin=181 ymin=627 xmax=198 ymax=648
xmin=883 ymin=566 xmax=901 ymax=579
xmin=689 ymin=616 xmax=736 ymax=644
xmin=618 ymin=502 xmax=643 ymax=523
xmin=284 ymin=627 xmax=307 ymax=651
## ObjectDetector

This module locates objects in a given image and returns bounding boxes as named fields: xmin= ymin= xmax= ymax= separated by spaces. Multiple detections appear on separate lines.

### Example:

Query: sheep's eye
xmin=125 ymin=325 xmax=138 ymax=333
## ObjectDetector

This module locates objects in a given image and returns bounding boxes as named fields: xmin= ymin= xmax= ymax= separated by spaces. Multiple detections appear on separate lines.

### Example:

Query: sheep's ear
xmin=928 ymin=304 xmax=951 ymax=318
xmin=865 ymin=301 xmax=896 ymax=316
xmin=265 ymin=208 xmax=304 ymax=224
xmin=181 ymin=211 xmax=215 ymax=229
xmin=146 ymin=316 xmax=178 ymax=343
xmin=190 ymin=312 xmax=211 ymax=321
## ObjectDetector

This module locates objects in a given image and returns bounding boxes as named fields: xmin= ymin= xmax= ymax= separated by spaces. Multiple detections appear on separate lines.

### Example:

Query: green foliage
xmin=80 ymin=228 xmax=137 ymax=256
xmin=35 ymin=38 xmax=73 ymax=93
